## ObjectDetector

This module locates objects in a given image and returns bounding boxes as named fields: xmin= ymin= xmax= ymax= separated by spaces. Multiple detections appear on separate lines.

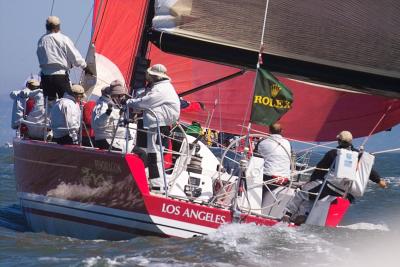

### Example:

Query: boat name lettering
xmin=161 ymin=203 xmax=226 ymax=224
xmin=94 ymin=160 xmax=122 ymax=173
xmin=253 ymin=96 xmax=291 ymax=109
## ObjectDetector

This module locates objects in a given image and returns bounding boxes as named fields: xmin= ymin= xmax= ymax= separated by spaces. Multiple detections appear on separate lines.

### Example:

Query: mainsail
xmin=148 ymin=46 xmax=400 ymax=141
xmin=151 ymin=0 xmax=400 ymax=98
xmin=91 ymin=0 xmax=400 ymax=141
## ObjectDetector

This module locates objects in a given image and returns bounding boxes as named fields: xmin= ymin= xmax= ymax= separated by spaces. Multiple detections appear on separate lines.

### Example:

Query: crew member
xmin=126 ymin=64 xmax=180 ymax=191
xmin=23 ymin=87 xmax=47 ymax=140
xmin=92 ymin=80 xmax=133 ymax=152
xmin=283 ymin=130 xmax=387 ymax=224
xmin=10 ymin=79 xmax=40 ymax=132
xmin=257 ymin=123 xmax=291 ymax=195
xmin=37 ymin=16 xmax=91 ymax=101
xmin=50 ymin=84 xmax=85 ymax=145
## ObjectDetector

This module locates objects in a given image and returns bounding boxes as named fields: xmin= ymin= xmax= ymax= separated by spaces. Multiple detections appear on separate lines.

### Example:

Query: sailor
xmin=22 ymin=86 xmax=47 ymax=140
xmin=10 ymin=79 xmax=40 ymax=132
xmin=37 ymin=16 xmax=91 ymax=101
xmin=283 ymin=130 xmax=387 ymax=224
xmin=257 ymin=123 xmax=292 ymax=194
xmin=92 ymin=80 xmax=133 ymax=152
xmin=50 ymin=84 xmax=85 ymax=145
xmin=126 ymin=64 xmax=180 ymax=191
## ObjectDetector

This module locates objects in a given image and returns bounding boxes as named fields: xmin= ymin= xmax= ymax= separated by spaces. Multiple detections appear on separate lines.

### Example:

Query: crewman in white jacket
xmin=21 ymin=88 xmax=47 ymax=140
xmin=37 ymin=16 xmax=91 ymax=101
xmin=50 ymin=84 xmax=84 ymax=145
xmin=10 ymin=79 xmax=40 ymax=131
xmin=126 ymin=64 xmax=180 ymax=191
xmin=257 ymin=123 xmax=292 ymax=199
xmin=92 ymin=80 xmax=134 ymax=152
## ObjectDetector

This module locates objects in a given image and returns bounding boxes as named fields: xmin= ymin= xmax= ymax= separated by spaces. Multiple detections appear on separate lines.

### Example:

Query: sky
xmin=0 ymin=0 xmax=399 ymax=153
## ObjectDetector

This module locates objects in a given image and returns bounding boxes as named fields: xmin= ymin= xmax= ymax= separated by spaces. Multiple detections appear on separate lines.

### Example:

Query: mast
xmin=129 ymin=0 xmax=154 ymax=95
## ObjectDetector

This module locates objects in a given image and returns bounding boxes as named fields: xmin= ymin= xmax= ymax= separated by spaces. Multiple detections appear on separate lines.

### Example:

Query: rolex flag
xmin=250 ymin=67 xmax=294 ymax=126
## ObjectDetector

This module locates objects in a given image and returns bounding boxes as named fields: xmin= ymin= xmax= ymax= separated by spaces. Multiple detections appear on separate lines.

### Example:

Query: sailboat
xmin=13 ymin=0 xmax=400 ymax=240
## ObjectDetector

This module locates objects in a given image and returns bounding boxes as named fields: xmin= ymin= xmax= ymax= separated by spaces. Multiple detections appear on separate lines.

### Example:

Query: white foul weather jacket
xmin=21 ymin=89 xmax=47 ymax=139
xmin=257 ymin=134 xmax=292 ymax=178
xmin=10 ymin=88 xmax=30 ymax=129
xmin=50 ymin=93 xmax=81 ymax=142
xmin=37 ymin=32 xmax=86 ymax=75
xmin=126 ymin=80 xmax=180 ymax=128
xmin=92 ymin=95 xmax=135 ymax=151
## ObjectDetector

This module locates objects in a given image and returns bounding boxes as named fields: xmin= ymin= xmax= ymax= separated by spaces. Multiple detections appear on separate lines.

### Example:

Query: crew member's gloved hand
xmin=378 ymin=179 xmax=388 ymax=188
xmin=120 ymin=97 xmax=128 ymax=105
xmin=84 ymin=66 xmax=94 ymax=76
xmin=106 ymin=103 xmax=113 ymax=116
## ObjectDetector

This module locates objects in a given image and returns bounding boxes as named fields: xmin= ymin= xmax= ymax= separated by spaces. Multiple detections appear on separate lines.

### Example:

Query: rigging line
xmin=50 ymin=0 xmax=55 ymax=15
xmin=241 ymin=125 xmax=337 ymax=150
xmin=75 ymin=4 xmax=94 ymax=45
xmin=240 ymin=0 xmax=271 ymax=138
xmin=361 ymin=103 xmax=393 ymax=147
xmin=372 ymin=147 xmax=400 ymax=155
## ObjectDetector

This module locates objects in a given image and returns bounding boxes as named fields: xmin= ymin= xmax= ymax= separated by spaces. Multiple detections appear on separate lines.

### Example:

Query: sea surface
xmin=0 ymin=147 xmax=399 ymax=267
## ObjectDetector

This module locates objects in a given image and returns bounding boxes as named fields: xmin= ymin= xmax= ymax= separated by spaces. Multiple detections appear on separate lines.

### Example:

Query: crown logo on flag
xmin=270 ymin=84 xmax=281 ymax=97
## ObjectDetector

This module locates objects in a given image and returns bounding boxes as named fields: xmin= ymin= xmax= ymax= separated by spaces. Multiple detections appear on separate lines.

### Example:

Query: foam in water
xmin=204 ymin=223 xmax=351 ymax=267
xmin=339 ymin=223 xmax=390 ymax=231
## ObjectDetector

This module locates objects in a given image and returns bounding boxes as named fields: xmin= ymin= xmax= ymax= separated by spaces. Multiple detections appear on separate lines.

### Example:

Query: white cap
xmin=46 ymin=16 xmax=61 ymax=26
xmin=147 ymin=64 xmax=170 ymax=79
xmin=71 ymin=84 xmax=85 ymax=95
xmin=337 ymin=130 xmax=353 ymax=143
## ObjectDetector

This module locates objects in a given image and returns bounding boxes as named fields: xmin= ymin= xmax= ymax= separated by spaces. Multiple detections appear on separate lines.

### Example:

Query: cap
xmin=26 ymin=79 xmax=40 ymax=87
xmin=109 ymin=80 xmax=128 ymax=96
xmin=147 ymin=64 xmax=170 ymax=80
xmin=337 ymin=130 xmax=353 ymax=143
xmin=46 ymin=16 xmax=61 ymax=26
xmin=71 ymin=84 xmax=85 ymax=96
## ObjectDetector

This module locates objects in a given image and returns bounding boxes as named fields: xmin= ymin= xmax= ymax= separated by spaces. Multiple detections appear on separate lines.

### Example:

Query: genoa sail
xmin=150 ymin=0 xmax=400 ymax=98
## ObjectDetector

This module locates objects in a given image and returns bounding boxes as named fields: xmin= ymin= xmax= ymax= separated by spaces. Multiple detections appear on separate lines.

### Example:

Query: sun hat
xmin=26 ymin=79 xmax=40 ymax=87
xmin=146 ymin=64 xmax=170 ymax=80
xmin=46 ymin=16 xmax=61 ymax=26
xmin=337 ymin=130 xmax=353 ymax=143
xmin=109 ymin=80 xmax=129 ymax=96
xmin=71 ymin=84 xmax=85 ymax=96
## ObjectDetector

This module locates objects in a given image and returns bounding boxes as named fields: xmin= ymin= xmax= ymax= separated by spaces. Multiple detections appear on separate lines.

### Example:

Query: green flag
xmin=249 ymin=67 xmax=294 ymax=126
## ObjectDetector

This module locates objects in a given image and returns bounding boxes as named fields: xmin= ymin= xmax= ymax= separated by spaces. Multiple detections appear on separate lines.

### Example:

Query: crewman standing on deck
xmin=37 ymin=16 xmax=92 ymax=101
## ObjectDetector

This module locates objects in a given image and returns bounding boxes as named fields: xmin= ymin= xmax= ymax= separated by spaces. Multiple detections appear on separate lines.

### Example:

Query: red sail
xmin=91 ymin=1 xmax=400 ymax=141
xmin=149 ymin=46 xmax=400 ymax=141
xmin=92 ymin=0 xmax=148 ymax=86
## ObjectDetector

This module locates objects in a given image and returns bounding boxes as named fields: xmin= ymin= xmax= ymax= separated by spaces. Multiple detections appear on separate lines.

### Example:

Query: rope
xmin=241 ymin=125 xmax=337 ymax=150
xmin=361 ymin=104 xmax=393 ymax=147
xmin=372 ymin=147 xmax=400 ymax=155
xmin=75 ymin=4 xmax=94 ymax=45
xmin=50 ymin=0 xmax=55 ymax=15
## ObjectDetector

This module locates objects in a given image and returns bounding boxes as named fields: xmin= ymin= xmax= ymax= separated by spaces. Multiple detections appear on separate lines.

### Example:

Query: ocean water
xmin=0 ymin=147 xmax=399 ymax=267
